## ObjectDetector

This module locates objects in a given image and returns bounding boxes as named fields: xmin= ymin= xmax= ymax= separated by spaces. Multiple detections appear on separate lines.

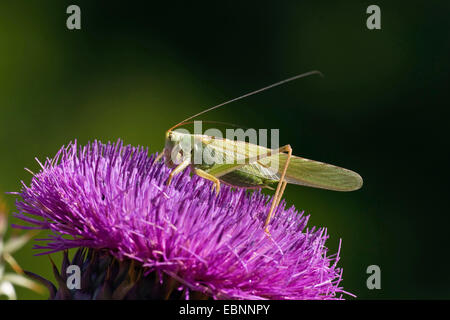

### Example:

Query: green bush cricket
xmin=155 ymin=71 xmax=363 ymax=234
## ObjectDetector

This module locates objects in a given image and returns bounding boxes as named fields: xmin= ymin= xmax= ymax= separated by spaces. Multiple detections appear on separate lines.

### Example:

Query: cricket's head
xmin=163 ymin=130 xmax=192 ymax=169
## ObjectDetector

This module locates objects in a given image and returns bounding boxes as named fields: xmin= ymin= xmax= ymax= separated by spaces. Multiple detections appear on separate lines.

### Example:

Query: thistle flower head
xmin=13 ymin=140 xmax=350 ymax=299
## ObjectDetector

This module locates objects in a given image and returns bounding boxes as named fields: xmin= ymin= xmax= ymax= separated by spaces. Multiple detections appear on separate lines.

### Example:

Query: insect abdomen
xmin=219 ymin=169 xmax=277 ymax=189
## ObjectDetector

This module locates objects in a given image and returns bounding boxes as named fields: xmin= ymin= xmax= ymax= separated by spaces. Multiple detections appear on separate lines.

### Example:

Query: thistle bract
xmin=0 ymin=199 xmax=44 ymax=299
xmin=13 ymin=140 xmax=350 ymax=299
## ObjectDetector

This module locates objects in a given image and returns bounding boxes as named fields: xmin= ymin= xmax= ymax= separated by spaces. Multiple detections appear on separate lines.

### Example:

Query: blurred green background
xmin=0 ymin=1 xmax=449 ymax=299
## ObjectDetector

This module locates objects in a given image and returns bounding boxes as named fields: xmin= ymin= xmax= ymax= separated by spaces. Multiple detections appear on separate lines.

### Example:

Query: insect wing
xmin=198 ymin=135 xmax=362 ymax=191
xmin=270 ymin=153 xmax=363 ymax=191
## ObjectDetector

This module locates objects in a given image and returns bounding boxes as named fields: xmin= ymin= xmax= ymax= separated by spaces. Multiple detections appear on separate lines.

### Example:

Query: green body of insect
xmin=156 ymin=71 xmax=363 ymax=234
xmin=159 ymin=130 xmax=362 ymax=233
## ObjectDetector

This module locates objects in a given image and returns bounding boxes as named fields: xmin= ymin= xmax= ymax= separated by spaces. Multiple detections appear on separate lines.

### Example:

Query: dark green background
xmin=0 ymin=1 xmax=449 ymax=299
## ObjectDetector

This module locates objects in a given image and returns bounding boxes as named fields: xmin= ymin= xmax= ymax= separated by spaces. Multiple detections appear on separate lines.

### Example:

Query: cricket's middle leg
xmin=264 ymin=145 xmax=292 ymax=234
xmin=194 ymin=168 xmax=221 ymax=195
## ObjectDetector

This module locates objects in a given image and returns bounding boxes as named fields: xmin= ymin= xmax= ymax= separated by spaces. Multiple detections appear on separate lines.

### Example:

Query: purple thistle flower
xmin=12 ymin=140 xmax=351 ymax=300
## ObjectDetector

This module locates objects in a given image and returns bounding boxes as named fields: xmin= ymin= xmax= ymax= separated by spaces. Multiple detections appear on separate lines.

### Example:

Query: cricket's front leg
xmin=166 ymin=159 xmax=190 ymax=186
xmin=193 ymin=168 xmax=221 ymax=195
xmin=154 ymin=150 xmax=165 ymax=163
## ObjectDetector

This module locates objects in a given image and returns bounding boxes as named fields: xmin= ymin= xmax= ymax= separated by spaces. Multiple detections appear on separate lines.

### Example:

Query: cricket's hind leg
xmin=264 ymin=145 xmax=292 ymax=235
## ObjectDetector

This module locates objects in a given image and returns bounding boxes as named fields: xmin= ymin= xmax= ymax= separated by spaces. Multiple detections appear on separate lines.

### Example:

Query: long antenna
xmin=174 ymin=120 xmax=248 ymax=130
xmin=169 ymin=70 xmax=323 ymax=131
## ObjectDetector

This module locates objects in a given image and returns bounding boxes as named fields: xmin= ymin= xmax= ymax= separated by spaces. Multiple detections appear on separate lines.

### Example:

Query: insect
xmin=155 ymin=71 xmax=363 ymax=234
